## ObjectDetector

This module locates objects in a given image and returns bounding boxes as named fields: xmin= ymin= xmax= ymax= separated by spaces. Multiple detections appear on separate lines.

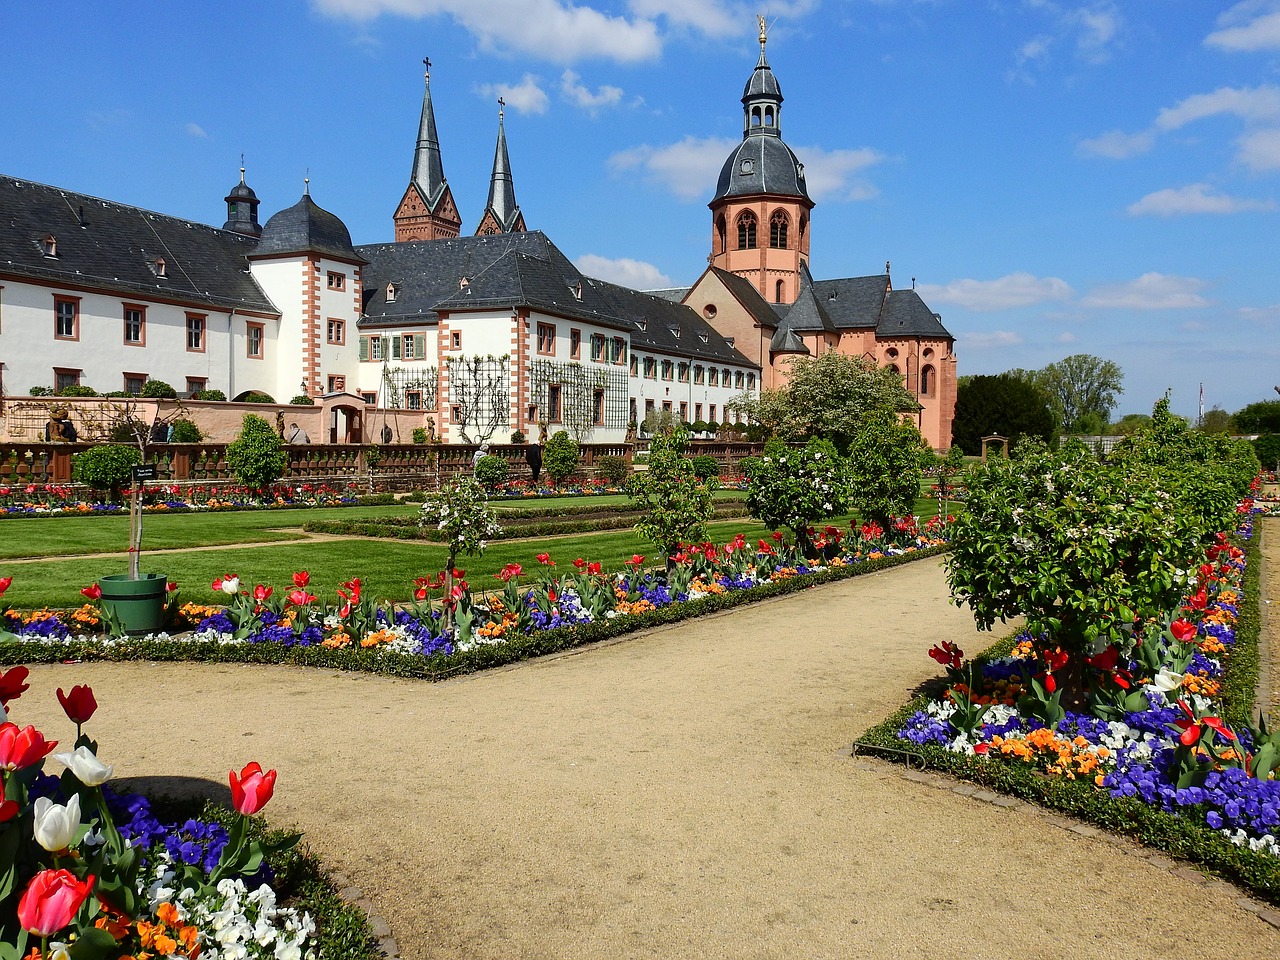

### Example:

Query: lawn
xmin=1 ymin=494 xmax=945 ymax=610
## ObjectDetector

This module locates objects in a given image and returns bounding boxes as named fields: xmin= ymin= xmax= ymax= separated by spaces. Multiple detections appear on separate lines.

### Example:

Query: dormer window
xmin=669 ymin=327 xmax=681 ymax=339
xmin=638 ymin=318 xmax=647 ymax=331
xmin=572 ymin=281 xmax=583 ymax=301
xmin=386 ymin=282 xmax=398 ymax=303
xmin=459 ymin=276 xmax=470 ymax=290
xmin=41 ymin=235 xmax=57 ymax=258
xmin=152 ymin=257 xmax=167 ymax=278
xmin=739 ymin=159 xmax=755 ymax=175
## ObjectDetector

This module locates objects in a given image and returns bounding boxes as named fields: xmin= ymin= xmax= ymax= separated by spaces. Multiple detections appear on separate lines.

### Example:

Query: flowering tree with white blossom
xmin=745 ymin=437 xmax=849 ymax=557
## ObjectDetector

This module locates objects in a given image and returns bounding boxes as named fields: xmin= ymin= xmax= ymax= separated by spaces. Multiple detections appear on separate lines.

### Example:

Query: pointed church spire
xmin=742 ymin=15 xmax=783 ymax=139
xmin=475 ymin=98 xmax=526 ymax=235
xmin=410 ymin=57 xmax=448 ymax=206
xmin=394 ymin=57 xmax=462 ymax=242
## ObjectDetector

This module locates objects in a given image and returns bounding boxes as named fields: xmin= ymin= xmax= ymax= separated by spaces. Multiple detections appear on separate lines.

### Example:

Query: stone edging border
xmin=324 ymin=869 xmax=402 ymax=960
xmin=844 ymin=748 xmax=1280 ymax=930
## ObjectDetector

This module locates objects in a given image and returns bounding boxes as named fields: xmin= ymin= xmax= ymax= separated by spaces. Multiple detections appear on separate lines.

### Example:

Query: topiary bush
xmin=192 ymin=389 xmax=227 ymax=401
xmin=28 ymin=386 xmax=53 ymax=397
xmin=73 ymin=444 xmax=142 ymax=500
xmin=596 ymin=454 xmax=629 ymax=486
xmin=690 ymin=420 xmax=709 ymax=436
xmin=169 ymin=419 xmax=203 ymax=443
xmin=1254 ymin=433 xmax=1280 ymax=471
xmin=474 ymin=454 xmax=509 ymax=491
xmin=412 ymin=427 xmax=429 ymax=445
xmin=691 ymin=454 xmax=721 ymax=481
xmin=141 ymin=379 xmax=178 ymax=399
xmin=544 ymin=430 xmax=580 ymax=484
xmin=510 ymin=430 xmax=526 ymax=444
xmin=58 ymin=384 xmax=98 ymax=397
xmin=243 ymin=392 xmax=274 ymax=404
xmin=226 ymin=414 xmax=287 ymax=489
xmin=290 ymin=395 xmax=316 ymax=406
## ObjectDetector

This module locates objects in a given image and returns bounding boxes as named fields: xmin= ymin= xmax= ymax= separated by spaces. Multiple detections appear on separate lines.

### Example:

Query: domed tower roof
xmin=710 ymin=20 xmax=811 ymax=206
xmin=222 ymin=165 xmax=262 ymax=238
xmin=254 ymin=183 xmax=364 ymax=263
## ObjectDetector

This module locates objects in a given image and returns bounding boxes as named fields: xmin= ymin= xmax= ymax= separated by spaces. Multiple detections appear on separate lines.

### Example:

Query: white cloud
xmin=915 ymin=273 xmax=1074 ymax=311
xmin=610 ymin=137 xmax=883 ymax=202
xmin=626 ymin=0 xmax=819 ymax=38
xmin=576 ymin=254 xmax=673 ymax=289
xmin=1056 ymin=331 xmax=1077 ymax=344
xmin=1071 ymin=6 xmax=1122 ymax=62
xmin=311 ymin=0 xmax=661 ymax=64
xmin=1080 ymin=273 xmax=1211 ymax=310
xmin=1077 ymin=128 xmax=1155 ymax=159
xmin=1238 ymin=127 xmax=1280 ymax=170
xmin=1155 ymin=85 xmax=1280 ymax=130
xmin=962 ymin=331 xmax=1024 ymax=349
xmin=1016 ymin=35 xmax=1052 ymax=65
xmin=185 ymin=122 xmax=209 ymax=139
xmin=560 ymin=70 xmax=624 ymax=113
xmin=1206 ymin=2 xmax=1280 ymax=52
xmin=476 ymin=74 xmax=549 ymax=115
xmin=1126 ymin=182 xmax=1277 ymax=216
xmin=791 ymin=145 xmax=884 ymax=202
xmin=609 ymin=136 xmax=737 ymax=201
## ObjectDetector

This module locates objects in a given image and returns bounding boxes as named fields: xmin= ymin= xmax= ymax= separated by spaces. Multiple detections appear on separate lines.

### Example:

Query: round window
xmin=886 ymin=347 xmax=898 ymax=359
xmin=703 ymin=304 xmax=718 ymax=319
xmin=739 ymin=159 xmax=755 ymax=175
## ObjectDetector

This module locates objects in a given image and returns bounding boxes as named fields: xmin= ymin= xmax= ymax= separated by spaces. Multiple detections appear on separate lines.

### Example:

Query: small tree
xmin=846 ymin=411 xmax=929 ymax=529
xmin=626 ymin=429 xmax=717 ymax=566
xmin=226 ymin=414 xmax=287 ymax=490
xmin=745 ymin=437 xmax=849 ymax=556
xmin=543 ymin=430 xmax=580 ymax=484
xmin=73 ymin=444 xmax=141 ymax=502
xmin=419 ymin=477 xmax=503 ymax=630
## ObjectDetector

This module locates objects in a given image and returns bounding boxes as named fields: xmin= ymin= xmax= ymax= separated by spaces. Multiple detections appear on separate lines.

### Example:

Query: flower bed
xmin=858 ymin=512 xmax=1280 ymax=903
xmin=0 ymin=672 xmax=376 ymax=959
xmin=0 ymin=518 xmax=951 ymax=681
xmin=0 ymin=483 xmax=378 ymax=518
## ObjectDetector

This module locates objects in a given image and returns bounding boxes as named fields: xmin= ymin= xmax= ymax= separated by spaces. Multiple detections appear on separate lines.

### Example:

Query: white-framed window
xmin=327 ymin=319 xmax=345 ymax=345
xmin=327 ymin=271 xmax=346 ymax=291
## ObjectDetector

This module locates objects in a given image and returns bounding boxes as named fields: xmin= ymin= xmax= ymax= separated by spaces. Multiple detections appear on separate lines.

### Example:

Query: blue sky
xmin=6 ymin=0 xmax=1280 ymax=421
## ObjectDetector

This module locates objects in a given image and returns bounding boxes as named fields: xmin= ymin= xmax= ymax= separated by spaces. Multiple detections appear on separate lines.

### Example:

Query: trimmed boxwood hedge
xmin=303 ymin=501 xmax=752 ymax=541
xmin=853 ymin=532 xmax=1280 ymax=905
xmin=0 ymin=493 xmax=400 ymax=520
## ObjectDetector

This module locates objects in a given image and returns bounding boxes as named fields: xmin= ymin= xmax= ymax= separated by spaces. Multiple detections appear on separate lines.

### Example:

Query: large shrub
xmin=226 ymin=414 xmax=287 ymax=489
xmin=474 ymin=454 xmax=509 ymax=491
xmin=846 ymin=410 xmax=929 ymax=528
xmin=141 ymin=379 xmax=178 ymax=399
xmin=626 ymin=429 xmax=717 ymax=564
xmin=691 ymin=454 xmax=721 ymax=481
xmin=543 ymin=430 xmax=580 ymax=484
xmin=596 ymin=454 xmax=629 ymax=486
xmin=169 ymin=418 xmax=202 ymax=443
xmin=946 ymin=441 xmax=1210 ymax=696
xmin=58 ymin=384 xmax=98 ymax=397
xmin=192 ymin=389 xmax=227 ymax=401
xmin=745 ymin=437 xmax=849 ymax=555
xmin=1254 ymin=434 xmax=1280 ymax=471
xmin=73 ymin=444 xmax=141 ymax=499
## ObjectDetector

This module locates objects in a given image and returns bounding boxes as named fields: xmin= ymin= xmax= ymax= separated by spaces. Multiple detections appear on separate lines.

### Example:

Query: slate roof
xmin=479 ymin=114 xmax=522 ymax=233
xmin=0 ymin=175 xmax=277 ymax=314
xmin=712 ymin=136 xmax=812 ymax=204
xmin=706 ymin=267 xmax=780 ymax=329
xmin=254 ymin=192 xmax=364 ymax=263
xmin=357 ymin=231 xmax=581 ymax=325
xmin=589 ymin=279 xmax=757 ymax=368
xmin=879 ymin=288 xmax=953 ymax=339
xmin=810 ymin=275 xmax=891 ymax=330
xmin=743 ymin=47 xmax=783 ymax=101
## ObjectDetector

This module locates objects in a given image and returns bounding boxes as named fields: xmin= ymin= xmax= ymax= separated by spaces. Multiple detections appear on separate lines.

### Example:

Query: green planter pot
xmin=98 ymin=573 xmax=167 ymax=636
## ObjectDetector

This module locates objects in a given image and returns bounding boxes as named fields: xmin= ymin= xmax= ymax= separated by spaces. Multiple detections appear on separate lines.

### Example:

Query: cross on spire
xmin=423 ymin=56 xmax=431 ymax=80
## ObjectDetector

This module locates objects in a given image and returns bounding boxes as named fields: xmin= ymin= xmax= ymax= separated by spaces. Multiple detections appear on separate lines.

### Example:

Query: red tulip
xmin=292 ymin=570 xmax=310 ymax=588
xmin=253 ymin=584 xmax=273 ymax=602
xmin=495 ymin=563 xmax=523 ymax=583
xmin=166 ymin=581 xmax=179 ymax=593
xmin=536 ymin=553 xmax=555 ymax=566
xmin=0 ymin=723 xmax=57 ymax=771
xmin=229 ymin=761 xmax=277 ymax=815
xmin=80 ymin=584 xmax=102 ymax=601
xmin=587 ymin=562 xmax=603 ymax=576
xmin=0 ymin=799 xmax=18 ymax=823
xmin=1170 ymin=619 xmax=1198 ymax=643
xmin=0 ymin=666 xmax=30 ymax=704
xmin=17 ymin=869 xmax=95 ymax=937
xmin=1187 ymin=590 xmax=1208 ymax=611
xmin=56 ymin=685 xmax=97 ymax=725
xmin=1042 ymin=672 xmax=1057 ymax=694
xmin=625 ymin=554 xmax=645 ymax=568
xmin=573 ymin=558 xmax=587 ymax=569
xmin=928 ymin=642 xmax=963 ymax=670
xmin=0 ymin=576 xmax=11 ymax=597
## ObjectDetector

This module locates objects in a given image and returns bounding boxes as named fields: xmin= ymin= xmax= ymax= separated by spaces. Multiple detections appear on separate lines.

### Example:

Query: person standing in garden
xmin=525 ymin=429 xmax=543 ymax=485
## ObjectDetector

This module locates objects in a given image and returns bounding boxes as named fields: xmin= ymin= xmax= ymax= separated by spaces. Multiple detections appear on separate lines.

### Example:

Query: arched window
xmin=921 ymin=365 xmax=935 ymax=398
xmin=751 ymin=107 xmax=762 ymax=127
xmin=764 ymin=106 xmax=774 ymax=127
xmin=775 ymin=279 xmax=784 ymax=303
xmin=736 ymin=211 xmax=757 ymax=250
xmin=769 ymin=211 xmax=789 ymax=249
xmin=716 ymin=214 xmax=727 ymax=254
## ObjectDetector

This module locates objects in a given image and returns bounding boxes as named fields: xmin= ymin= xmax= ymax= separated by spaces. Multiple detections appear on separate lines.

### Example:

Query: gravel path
xmin=16 ymin=553 xmax=1280 ymax=959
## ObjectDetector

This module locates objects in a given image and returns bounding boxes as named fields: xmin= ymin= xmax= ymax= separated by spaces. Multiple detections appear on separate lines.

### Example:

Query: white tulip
xmin=33 ymin=794 xmax=80 ymax=852
xmin=53 ymin=745 xmax=113 ymax=786
xmin=221 ymin=576 xmax=241 ymax=595
xmin=1151 ymin=668 xmax=1183 ymax=694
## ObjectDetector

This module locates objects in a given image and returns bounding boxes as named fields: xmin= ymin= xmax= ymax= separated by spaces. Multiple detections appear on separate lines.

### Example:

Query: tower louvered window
xmin=769 ymin=212 xmax=789 ymax=249
xmin=737 ymin=212 xmax=757 ymax=250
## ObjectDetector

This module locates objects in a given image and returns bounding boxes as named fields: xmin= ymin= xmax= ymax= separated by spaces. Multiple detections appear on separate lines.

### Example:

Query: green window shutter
xmin=358 ymin=336 xmax=369 ymax=361
xmin=391 ymin=335 xmax=402 ymax=360
xmin=414 ymin=334 xmax=426 ymax=360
